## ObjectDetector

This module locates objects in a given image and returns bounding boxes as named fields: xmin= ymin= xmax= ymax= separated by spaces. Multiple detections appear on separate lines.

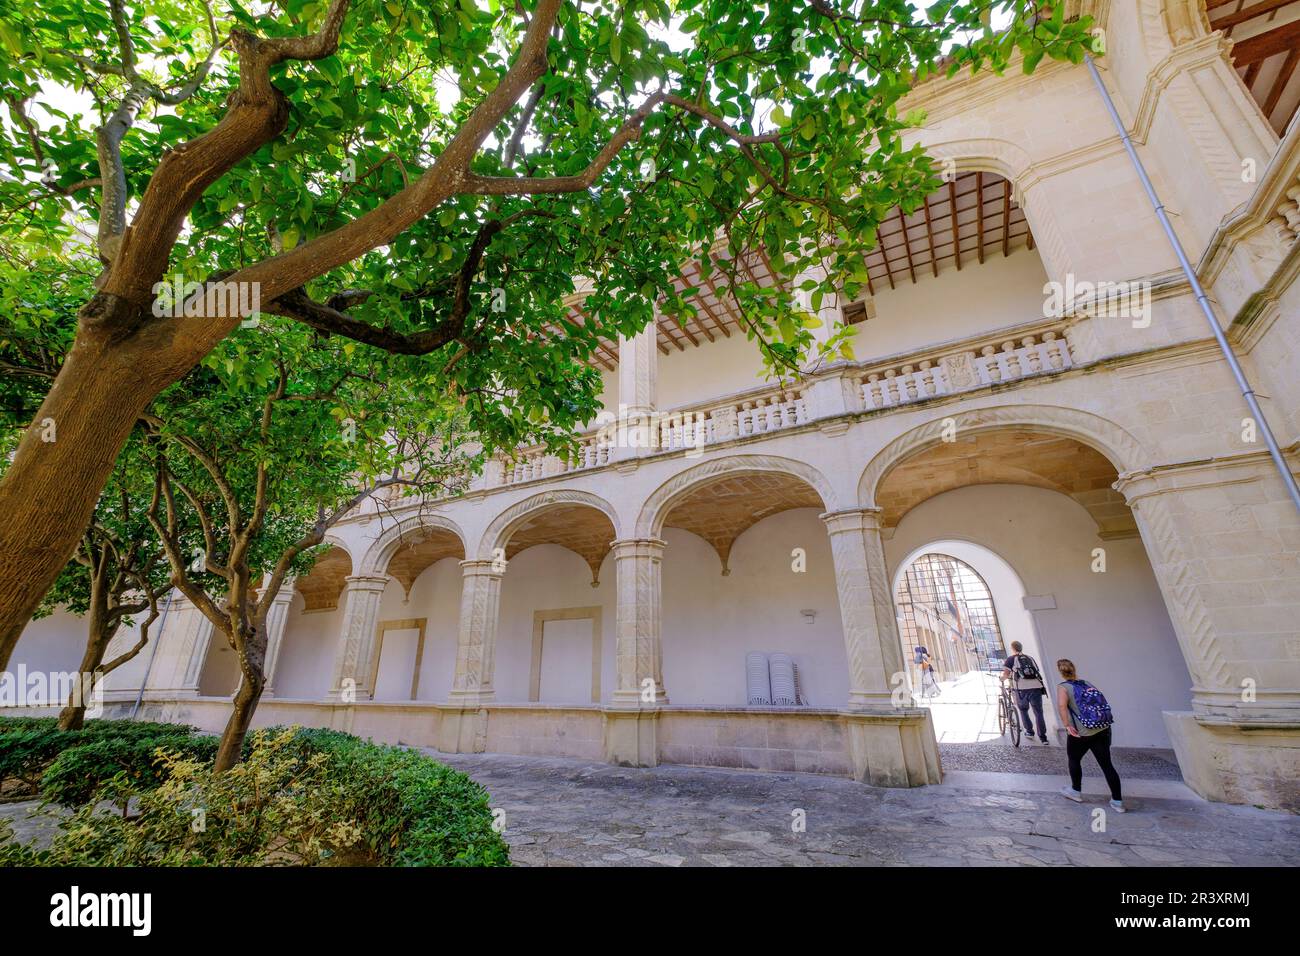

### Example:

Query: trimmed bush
xmin=2 ymin=725 xmax=510 ymax=867
xmin=40 ymin=734 xmax=219 ymax=807
xmin=0 ymin=716 xmax=201 ymax=796
xmin=282 ymin=728 xmax=509 ymax=866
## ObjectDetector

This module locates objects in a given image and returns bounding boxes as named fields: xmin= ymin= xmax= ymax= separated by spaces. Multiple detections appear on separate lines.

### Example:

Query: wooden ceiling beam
xmin=949 ymin=178 xmax=962 ymax=271
xmin=686 ymin=270 xmax=733 ymax=338
xmin=1231 ymin=18 xmax=1300 ymax=65
xmin=975 ymin=171 xmax=986 ymax=265
xmin=896 ymin=206 xmax=918 ymax=284
xmin=922 ymin=190 xmax=940 ymax=277
xmin=1214 ymin=0 xmax=1298 ymax=31
xmin=1264 ymin=45 xmax=1300 ymax=117
xmin=1001 ymin=179 xmax=1012 ymax=257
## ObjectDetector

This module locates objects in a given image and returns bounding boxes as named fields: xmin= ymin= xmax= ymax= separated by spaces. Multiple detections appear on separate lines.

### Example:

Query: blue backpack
xmin=1067 ymin=679 xmax=1114 ymax=730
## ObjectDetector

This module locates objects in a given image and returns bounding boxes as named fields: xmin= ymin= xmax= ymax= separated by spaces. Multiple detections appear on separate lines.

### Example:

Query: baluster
xmin=1021 ymin=336 xmax=1041 ymax=373
xmin=917 ymin=360 xmax=935 ymax=396
xmin=981 ymin=345 xmax=1001 ymax=382
xmin=901 ymin=365 xmax=918 ymax=402
xmin=883 ymin=369 xmax=899 ymax=405
xmin=866 ymin=374 xmax=884 ymax=408
xmin=1002 ymin=340 xmax=1022 ymax=379
xmin=1043 ymin=330 xmax=1065 ymax=369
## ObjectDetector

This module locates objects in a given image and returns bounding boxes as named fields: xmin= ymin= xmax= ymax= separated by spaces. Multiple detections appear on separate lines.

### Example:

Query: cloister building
xmin=11 ymin=0 xmax=1300 ymax=810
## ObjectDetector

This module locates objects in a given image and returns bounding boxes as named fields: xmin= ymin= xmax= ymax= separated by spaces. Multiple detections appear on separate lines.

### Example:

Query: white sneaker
xmin=1039 ymin=738 xmax=1050 ymax=746
xmin=1060 ymin=786 xmax=1084 ymax=803
xmin=1109 ymin=799 xmax=1127 ymax=813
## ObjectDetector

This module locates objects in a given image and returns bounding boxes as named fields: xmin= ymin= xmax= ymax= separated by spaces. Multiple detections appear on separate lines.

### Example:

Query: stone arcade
xmin=11 ymin=1 xmax=1300 ymax=810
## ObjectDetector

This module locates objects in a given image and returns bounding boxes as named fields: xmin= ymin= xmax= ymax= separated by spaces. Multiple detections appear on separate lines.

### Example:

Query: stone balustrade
xmin=856 ymin=328 xmax=1071 ymax=412
xmin=484 ymin=324 xmax=1071 ymax=490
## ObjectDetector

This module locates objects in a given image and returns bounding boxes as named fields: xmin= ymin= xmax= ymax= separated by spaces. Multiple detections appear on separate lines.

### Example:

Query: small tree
xmin=143 ymin=325 xmax=472 ymax=770
xmin=38 ymin=441 xmax=173 ymax=730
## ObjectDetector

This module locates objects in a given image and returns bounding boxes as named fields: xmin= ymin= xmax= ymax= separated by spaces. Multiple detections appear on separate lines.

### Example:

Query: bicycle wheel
xmin=1008 ymin=697 xmax=1022 ymax=747
xmin=998 ymin=695 xmax=1009 ymax=735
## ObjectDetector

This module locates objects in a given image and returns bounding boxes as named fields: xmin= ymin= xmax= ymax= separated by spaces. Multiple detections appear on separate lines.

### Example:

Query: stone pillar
xmin=328 ymin=574 xmax=388 ymax=701
xmin=618 ymin=323 xmax=658 ymax=417
xmin=604 ymin=537 xmax=667 ymax=767
xmin=821 ymin=508 xmax=942 ymax=787
xmin=1116 ymin=460 xmax=1300 ymax=810
xmin=794 ymin=262 xmax=844 ymax=352
xmin=260 ymin=579 xmax=295 ymax=699
xmin=438 ymin=559 xmax=503 ymax=753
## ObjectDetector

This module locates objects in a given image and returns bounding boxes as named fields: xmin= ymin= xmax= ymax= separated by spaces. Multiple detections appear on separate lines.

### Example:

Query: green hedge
xmin=0 ymin=718 xmax=510 ymax=867
xmin=280 ymin=728 xmax=509 ymax=867
xmin=0 ymin=717 xmax=200 ymax=795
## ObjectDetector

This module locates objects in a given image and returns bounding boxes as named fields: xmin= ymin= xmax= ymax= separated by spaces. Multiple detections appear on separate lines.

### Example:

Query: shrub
xmin=0 ymin=717 xmax=200 ymax=796
xmin=282 ymin=728 xmax=509 ymax=866
xmin=2 ymin=725 xmax=509 ymax=867
xmin=29 ymin=729 xmax=364 ymax=866
xmin=40 ymin=734 xmax=219 ymax=807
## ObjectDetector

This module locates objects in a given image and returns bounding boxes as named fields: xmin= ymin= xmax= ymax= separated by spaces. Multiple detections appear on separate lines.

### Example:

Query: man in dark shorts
xmin=1001 ymin=640 xmax=1049 ymax=745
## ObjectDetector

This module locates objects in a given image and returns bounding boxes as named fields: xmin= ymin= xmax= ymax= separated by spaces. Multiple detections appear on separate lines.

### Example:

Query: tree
xmin=143 ymin=320 xmax=472 ymax=770
xmin=0 ymin=0 xmax=1095 ymax=660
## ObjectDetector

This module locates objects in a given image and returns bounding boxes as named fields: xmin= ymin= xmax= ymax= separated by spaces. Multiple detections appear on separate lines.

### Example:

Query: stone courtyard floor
xmin=434 ymin=751 xmax=1300 ymax=867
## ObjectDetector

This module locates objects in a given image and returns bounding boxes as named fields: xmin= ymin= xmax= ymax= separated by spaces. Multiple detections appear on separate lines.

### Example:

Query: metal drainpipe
xmin=1084 ymin=53 xmax=1300 ymax=514
xmin=129 ymin=590 xmax=174 ymax=720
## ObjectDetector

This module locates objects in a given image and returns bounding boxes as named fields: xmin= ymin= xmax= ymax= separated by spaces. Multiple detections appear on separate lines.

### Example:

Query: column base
xmin=437 ymin=706 xmax=489 ymax=754
xmin=1164 ymin=711 xmax=1300 ymax=811
xmin=602 ymin=707 xmax=660 ymax=767
xmin=842 ymin=708 xmax=942 ymax=788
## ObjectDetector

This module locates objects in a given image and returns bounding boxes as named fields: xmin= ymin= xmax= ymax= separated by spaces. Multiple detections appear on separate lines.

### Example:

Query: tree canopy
xmin=0 ymin=0 xmax=1095 ymax=656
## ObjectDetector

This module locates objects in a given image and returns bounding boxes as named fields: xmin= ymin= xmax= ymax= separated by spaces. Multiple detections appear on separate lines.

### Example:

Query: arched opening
xmin=266 ymin=544 xmax=354 ymax=700
xmin=894 ymin=544 xmax=1043 ymax=744
xmin=873 ymin=426 xmax=1192 ymax=760
xmin=652 ymin=469 xmax=848 ymax=708
xmin=492 ymin=501 xmax=618 ymax=705
xmin=843 ymin=170 xmax=1055 ymax=362
xmin=364 ymin=525 xmax=465 ymax=702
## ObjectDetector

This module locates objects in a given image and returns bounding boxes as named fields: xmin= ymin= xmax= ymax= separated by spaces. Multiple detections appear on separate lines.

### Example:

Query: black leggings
xmin=1066 ymin=726 xmax=1122 ymax=800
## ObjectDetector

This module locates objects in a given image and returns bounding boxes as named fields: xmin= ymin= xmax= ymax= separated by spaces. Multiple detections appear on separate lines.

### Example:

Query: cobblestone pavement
xmin=433 ymin=752 xmax=1300 ymax=867
xmin=938 ymin=742 xmax=1185 ymax=778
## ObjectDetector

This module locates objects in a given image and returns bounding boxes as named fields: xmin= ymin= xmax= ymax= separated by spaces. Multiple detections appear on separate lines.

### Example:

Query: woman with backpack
xmin=1055 ymin=659 xmax=1125 ymax=812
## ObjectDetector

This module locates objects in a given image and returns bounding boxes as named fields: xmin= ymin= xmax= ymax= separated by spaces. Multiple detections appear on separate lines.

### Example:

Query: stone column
xmin=448 ymin=559 xmax=503 ymax=706
xmin=1116 ymin=461 xmax=1300 ymax=810
xmin=604 ymin=537 xmax=667 ymax=767
xmin=618 ymin=323 xmax=658 ymax=417
xmin=328 ymin=574 xmax=388 ymax=701
xmin=260 ymin=579 xmax=295 ymax=699
xmin=821 ymin=508 xmax=941 ymax=787
xmin=437 ymin=559 xmax=503 ymax=754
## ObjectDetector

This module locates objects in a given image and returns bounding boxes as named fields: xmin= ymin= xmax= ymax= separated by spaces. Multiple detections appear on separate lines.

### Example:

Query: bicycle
xmin=997 ymin=675 xmax=1022 ymax=747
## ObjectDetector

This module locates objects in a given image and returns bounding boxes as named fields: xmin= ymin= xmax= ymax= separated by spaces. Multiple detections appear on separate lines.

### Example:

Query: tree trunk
xmin=212 ymin=670 xmax=266 ymax=773
xmin=57 ymin=626 xmax=113 ymax=732
xmin=0 ymin=300 xmax=204 ymax=668
xmin=211 ymin=624 xmax=270 ymax=773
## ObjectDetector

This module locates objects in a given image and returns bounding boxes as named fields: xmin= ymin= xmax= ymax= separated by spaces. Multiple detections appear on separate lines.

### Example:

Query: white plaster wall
xmin=656 ymin=332 xmax=769 ymax=411
xmin=9 ymin=609 xmax=88 ymax=678
xmin=377 ymin=556 xmax=462 ymax=702
xmin=494 ymin=545 xmax=616 ymax=704
xmin=660 ymin=509 xmax=849 ymax=707
xmin=274 ymin=594 xmax=342 ymax=699
xmin=885 ymin=484 xmax=1192 ymax=747
xmin=198 ymin=634 xmax=241 ymax=697
xmin=857 ymin=245 xmax=1050 ymax=359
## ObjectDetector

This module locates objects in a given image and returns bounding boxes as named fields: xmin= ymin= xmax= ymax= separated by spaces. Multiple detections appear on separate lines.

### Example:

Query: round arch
xmin=476 ymin=488 xmax=622 ymax=560
xmin=635 ymin=454 xmax=838 ymax=539
xmin=858 ymin=404 xmax=1146 ymax=509
xmin=917 ymin=135 xmax=1071 ymax=282
xmin=359 ymin=513 xmax=468 ymax=576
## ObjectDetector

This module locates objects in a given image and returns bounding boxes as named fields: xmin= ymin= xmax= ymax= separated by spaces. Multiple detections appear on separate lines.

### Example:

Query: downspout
xmin=130 ymin=590 xmax=174 ymax=720
xmin=1084 ymin=53 xmax=1300 ymax=514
